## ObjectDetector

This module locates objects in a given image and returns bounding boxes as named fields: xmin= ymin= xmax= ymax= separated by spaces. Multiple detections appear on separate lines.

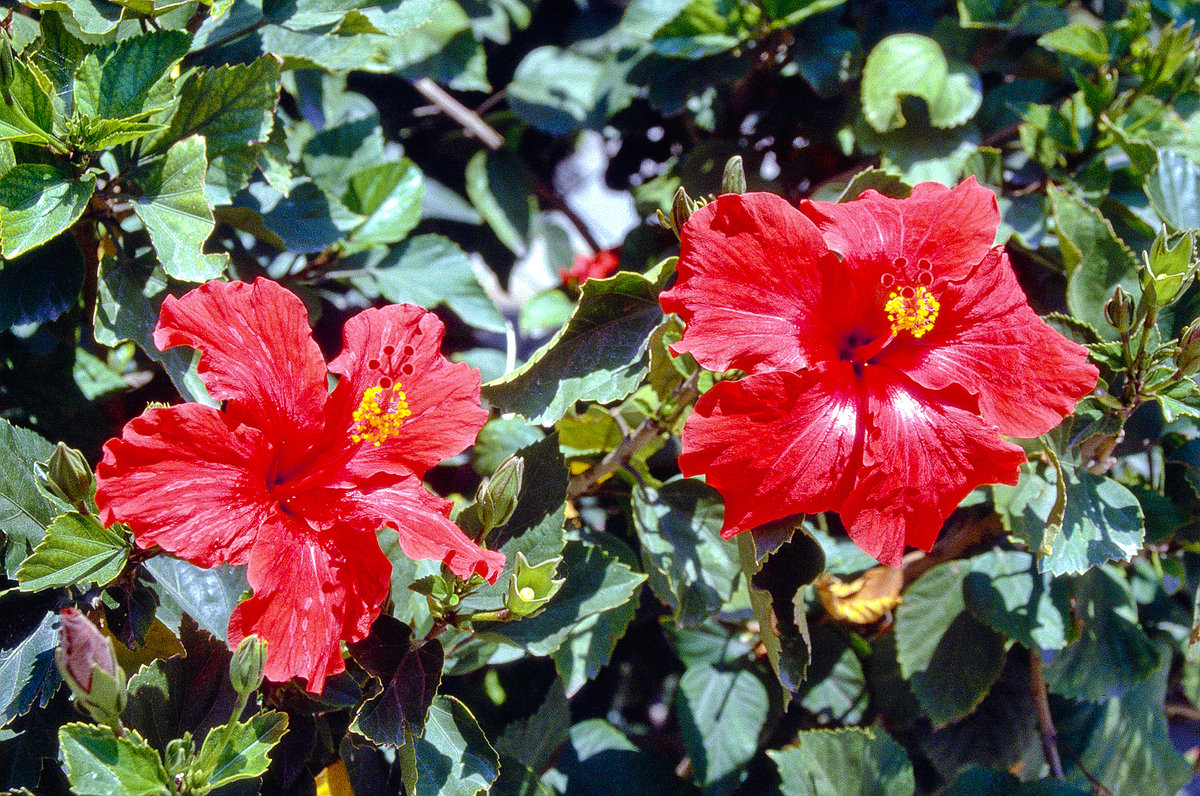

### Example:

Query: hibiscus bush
xmin=9 ymin=0 xmax=1200 ymax=794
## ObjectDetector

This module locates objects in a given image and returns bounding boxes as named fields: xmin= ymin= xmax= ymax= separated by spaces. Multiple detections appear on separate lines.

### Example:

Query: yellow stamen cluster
xmin=884 ymin=286 xmax=939 ymax=338
xmin=351 ymin=384 xmax=412 ymax=446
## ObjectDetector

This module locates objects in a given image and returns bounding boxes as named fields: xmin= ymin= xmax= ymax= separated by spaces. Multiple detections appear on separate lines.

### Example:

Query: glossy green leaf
xmin=131 ymin=136 xmax=228 ymax=282
xmin=1038 ymin=23 xmax=1110 ymax=66
xmin=342 ymin=159 xmax=424 ymax=251
xmin=963 ymin=550 xmax=1072 ymax=650
xmin=156 ymin=58 xmax=281 ymax=205
xmin=194 ymin=711 xmax=288 ymax=789
xmin=0 ymin=165 xmax=95 ymax=259
xmin=26 ymin=0 xmax=124 ymax=36
xmin=411 ymin=696 xmax=499 ymax=796
xmin=894 ymin=560 xmax=1007 ymax=726
xmin=768 ymin=727 xmax=915 ymax=796
xmin=545 ymin=719 xmax=691 ymax=795
xmin=494 ymin=680 xmax=570 ymax=774
xmin=0 ymin=55 xmax=58 ymax=146
xmin=993 ymin=462 xmax=1144 ymax=576
xmin=483 ymin=270 xmax=665 ymax=425
xmin=860 ymin=34 xmax=982 ymax=132
xmin=59 ymin=724 xmax=171 ymax=796
xmin=798 ymin=625 xmax=868 ymax=724
xmin=15 ymin=511 xmax=129 ymax=592
xmin=1145 ymin=148 xmax=1200 ymax=231
xmin=0 ymin=419 xmax=66 ymax=569
xmin=347 ymin=234 xmax=504 ymax=332
xmin=73 ymin=31 xmax=190 ymax=121
xmin=508 ymin=47 xmax=617 ymax=135
xmin=631 ymin=478 xmax=739 ymax=626
xmin=676 ymin=663 xmax=768 ymax=792
xmin=144 ymin=557 xmax=247 ymax=641
xmin=650 ymin=0 xmax=755 ymax=58
xmin=464 ymin=149 xmax=535 ymax=256
xmin=1042 ymin=566 xmax=1159 ymax=702
xmin=0 ymin=611 xmax=61 ymax=723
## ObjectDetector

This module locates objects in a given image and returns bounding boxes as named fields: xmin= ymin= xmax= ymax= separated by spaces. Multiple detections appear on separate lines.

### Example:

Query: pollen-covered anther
xmin=885 ymin=286 xmax=940 ymax=339
xmin=350 ymin=383 xmax=412 ymax=446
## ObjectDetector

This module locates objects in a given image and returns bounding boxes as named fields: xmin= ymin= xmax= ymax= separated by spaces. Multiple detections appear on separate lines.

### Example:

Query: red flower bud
xmin=56 ymin=607 xmax=116 ymax=694
xmin=560 ymin=250 xmax=619 ymax=289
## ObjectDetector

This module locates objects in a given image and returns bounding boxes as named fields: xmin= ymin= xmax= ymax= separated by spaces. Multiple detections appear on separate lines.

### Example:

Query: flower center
xmin=351 ymin=383 xmax=412 ymax=446
xmin=884 ymin=286 xmax=939 ymax=339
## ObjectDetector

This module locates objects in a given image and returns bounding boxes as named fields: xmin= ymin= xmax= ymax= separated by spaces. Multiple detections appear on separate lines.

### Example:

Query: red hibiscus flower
xmin=95 ymin=279 xmax=505 ymax=692
xmin=561 ymin=249 xmax=619 ymax=289
xmin=660 ymin=179 xmax=1098 ymax=566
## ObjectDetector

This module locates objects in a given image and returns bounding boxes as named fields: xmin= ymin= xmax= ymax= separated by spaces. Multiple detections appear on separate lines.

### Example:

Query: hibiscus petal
xmin=228 ymin=511 xmax=391 ymax=693
xmin=659 ymin=192 xmax=846 ymax=374
xmin=799 ymin=178 xmax=999 ymax=284
xmin=326 ymin=304 xmax=488 ymax=479
xmin=154 ymin=278 xmax=329 ymax=464
xmin=345 ymin=477 xmax=506 ymax=583
xmin=878 ymin=248 xmax=1098 ymax=438
xmin=95 ymin=404 xmax=274 ymax=567
xmin=840 ymin=368 xmax=1026 ymax=567
xmin=677 ymin=364 xmax=863 ymax=537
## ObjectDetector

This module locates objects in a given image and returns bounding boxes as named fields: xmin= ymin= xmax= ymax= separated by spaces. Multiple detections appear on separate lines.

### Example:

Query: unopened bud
xmin=42 ymin=443 xmax=94 ymax=505
xmin=476 ymin=456 xmax=524 ymax=533
xmin=504 ymin=552 xmax=564 ymax=618
xmin=1104 ymin=285 xmax=1135 ymax=333
xmin=56 ymin=608 xmax=126 ymax=724
xmin=229 ymin=635 xmax=267 ymax=696
xmin=670 ymin=186 xmax=696 ymax=234
xmin=721 ymin=155 xmax=747 ymax=195
xmin=1177 ymin=319 xmax=1200 ymax=375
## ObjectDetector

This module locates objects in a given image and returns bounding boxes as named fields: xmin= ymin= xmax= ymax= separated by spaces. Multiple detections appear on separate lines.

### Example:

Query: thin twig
xmin=1029 ymin=648 xmax=1066 ymax=780
xmin=567 ymin=371 xmax=701 ymax=501
xmin=411 ymin=77 xmax=503 ymax=149
xmin=410 ymin=77 xmax=603 ymax=252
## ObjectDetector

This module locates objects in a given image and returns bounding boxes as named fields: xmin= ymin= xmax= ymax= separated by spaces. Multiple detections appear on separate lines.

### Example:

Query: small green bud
xmin=476 ymin=456 xmax=524 ymax=533
xmin=229 ymin=635 xmax=267 ymax=696
xmin=1145 ymin=228 xmax=1196 ymax=304
xmin=1103 ymin=285 xmax=1135 ymax=333
xmin=164 ymin=733 xmax=194 ymax=776
xmin=670 ymin=186 xmax=696 ymax=234
xmin=721 ymin=155 xmax=747 ymax=195
xmin=42 ymin=442 xmax=94 ymax=505
xmin=504 ymin=552 xmax=565 ymax=618
xmin=55 ymin=608 xmax=126 ymax=726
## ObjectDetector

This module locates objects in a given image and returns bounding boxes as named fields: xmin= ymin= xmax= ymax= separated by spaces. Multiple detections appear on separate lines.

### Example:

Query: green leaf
xmin=963 ymin=550 xmax=1073 ymax=650
xmin=77 ymin=119 xmax=167 ymax=150
xmin=411 ymin=696 xmax=499 ymax=796
xmin=737 ymin=522 xmax=825 ymax=695
xmin=1145 ymin=149 xmax=1200 ymax=232
xmin=494 ymin=680 xmax=570 ymax=774
xmin=15 ymin=511 xmax=129 ymax=592
xmin=650 ymin=0 xmax=756 ymax=58
xmin=59 ymin=724 xmax=171 ymax=796
xmin=0 ymin=610 xmax=61 ymax=723
xmin=0 ymin=231 xmax=84 ymax=331
xmin=472 ymin=418 xmax=544 ymax=477
xmin=631 ymin=478 xmax=740 ymax=626
xmin=507 ymin=46 xmax=615 ymax=135
xmin=233 ymin=181 xmax=359 ymax=254
xmin=1157 ymin=376 xmax=1200 ymax=423
xmin=0 ymin=165 xmax=95 ymax=259
xmin=341 ymin=159 xmax=423 ymax=251
xmin=798 ymin=625 xmax=868 ymax=725
xmin=1054 ymin=640 xmax=1191 ymax=795
xmin=1042 ymin=565 xmax=1159 ymax=702
xmin=194 ymin=711 xmax=288 ymax=790
xmin=144 ymin=557 xmax=247 ymax=641
xmin=993 ymin=462 xmax=1144 ymax=576
xmin=676 ymin=663 xmax=769 ymax=793
xmin=0 ymin=56 xmax=58 ymax=146
xmin=347 ymin=234 xmax=505 ymax=333
xmin=26 ymin=0 xmax=124 ymax=36
xmin=0 ymin=418 xmax=66 ymax=570
xmin=546 ymin=719 xmax=691 ymax=795
xmin=761 ymin=0 xmax=848 ymax=25
xmin=347 ymin=616 xmax=443 ymax=748
xmin=483 ymin=270 xmax=665 ymax=425
xmin=478 ymin=538 xmax=645 ymax=656
xmin=300 ymin=115 xmax=386 ymax=200
xmin=1048 ymin=186 xmax=1139 ymax=340
xmin=1038 ymin=23 xmax=1110 ymax=67
xmin=93 ymin=256 xmax=214 ymax=405
xmin=550 ymin=597 xmax=637 ymax=697
xmin=894 ymin=559 xmax=1007 ymax=726
xmin=860 ymin=34 xmax=982 ymax=132
xmin=464 ymin=149 xmax=535 ymax=256
xmin=73 ymin=348 xmax=129 ymax=401
xmin=838 ymin=168 xmax=913 ymax=203
xmin=131 ymin=136 xmax=228 ymax=282
xmin=767 ymin=727 xmax=915 ymax=796
xmin=73 ymin=31 xmax=190 ymax=122
xmin=942 ymin=767 xmax=1088 ymax=795
xmin=156 ymin=58 xmax=281 ymax=206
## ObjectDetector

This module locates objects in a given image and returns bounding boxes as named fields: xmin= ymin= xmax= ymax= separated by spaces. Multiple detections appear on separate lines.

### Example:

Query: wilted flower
xmin=661 ymin=179 xmax=1097 ymax=565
